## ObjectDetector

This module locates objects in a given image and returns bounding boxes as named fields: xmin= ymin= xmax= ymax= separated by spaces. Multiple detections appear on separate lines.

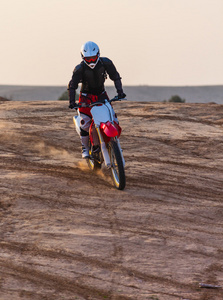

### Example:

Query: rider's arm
xmin=68 ymin=63 xmax=83 ymax=105
xmin=101 ymin=57 xmax=125 ymax=96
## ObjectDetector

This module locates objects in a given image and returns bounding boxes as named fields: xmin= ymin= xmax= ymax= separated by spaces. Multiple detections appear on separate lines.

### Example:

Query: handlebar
xmin=72 ymin=96 xmax=126 ymax=109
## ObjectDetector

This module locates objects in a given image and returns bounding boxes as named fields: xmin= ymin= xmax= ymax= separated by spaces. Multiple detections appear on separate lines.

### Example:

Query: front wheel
xmin=108 ymin=139 xmax=126 ymax=190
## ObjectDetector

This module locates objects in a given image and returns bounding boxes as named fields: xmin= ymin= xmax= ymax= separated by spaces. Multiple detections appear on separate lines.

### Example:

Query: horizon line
xmin=1 ymin=83 xmax=223 ymax=88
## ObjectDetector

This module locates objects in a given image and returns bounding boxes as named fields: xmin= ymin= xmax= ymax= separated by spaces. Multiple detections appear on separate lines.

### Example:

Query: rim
xmin=88 ymin=158 xmax=94 ymax=170
xmin=88 ymin=149 xmax=95 ymax=170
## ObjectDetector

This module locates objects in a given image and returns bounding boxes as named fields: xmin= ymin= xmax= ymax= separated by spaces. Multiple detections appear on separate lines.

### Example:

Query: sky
xmin=0 ymin=0 xmax=223 ymax=86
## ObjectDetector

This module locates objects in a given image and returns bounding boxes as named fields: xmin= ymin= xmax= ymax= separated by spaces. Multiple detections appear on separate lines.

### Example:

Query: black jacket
xmin=68 ymin=57 xmax=123 ymax=103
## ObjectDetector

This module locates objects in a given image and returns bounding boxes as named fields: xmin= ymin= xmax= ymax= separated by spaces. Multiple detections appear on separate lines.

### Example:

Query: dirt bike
xmin=73 ymin=96 xmax=126 ymax=190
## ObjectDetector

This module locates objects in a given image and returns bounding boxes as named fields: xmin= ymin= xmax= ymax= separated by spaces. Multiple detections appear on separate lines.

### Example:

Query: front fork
xmin=95 ymin=126 xmax=111 ymax=168
xmin=96 ymin=126 xmax=125 ymax=168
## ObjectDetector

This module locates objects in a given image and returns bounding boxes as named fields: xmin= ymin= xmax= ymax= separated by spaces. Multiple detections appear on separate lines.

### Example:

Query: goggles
xmin=84 ymin=55 xmax=98 ymax=63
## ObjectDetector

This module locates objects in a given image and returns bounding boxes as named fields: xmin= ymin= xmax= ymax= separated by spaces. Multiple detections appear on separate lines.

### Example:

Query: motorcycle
xmin=73 ymin=96 xmax=126 ymax=190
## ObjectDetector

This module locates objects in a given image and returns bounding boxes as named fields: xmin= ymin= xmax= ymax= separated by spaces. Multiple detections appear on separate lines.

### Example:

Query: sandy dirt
xmin=0 ymin=100 xmax=223 ymax=300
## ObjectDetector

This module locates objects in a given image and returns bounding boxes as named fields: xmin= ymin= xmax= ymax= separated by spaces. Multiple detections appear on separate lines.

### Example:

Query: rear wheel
xmin=108 ymin=139 xmax=126 ymax=190
xmin=86 ymin=144 xmax=101 ymax=172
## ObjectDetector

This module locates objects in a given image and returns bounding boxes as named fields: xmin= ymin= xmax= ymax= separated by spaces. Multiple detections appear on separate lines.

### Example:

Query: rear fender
xmin=73 ymin=115 xmax=81 ymax=136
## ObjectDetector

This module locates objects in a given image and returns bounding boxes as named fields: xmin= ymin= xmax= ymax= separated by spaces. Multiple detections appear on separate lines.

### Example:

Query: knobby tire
xmin=108 ymin=139 xmax=126 ymax=190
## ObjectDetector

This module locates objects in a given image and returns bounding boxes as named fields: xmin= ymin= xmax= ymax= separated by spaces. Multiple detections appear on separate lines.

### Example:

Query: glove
xmin=69 ymin=102 xmax=78 ymax=109
xmin=118 ymin=92 xmax=126 ymax=100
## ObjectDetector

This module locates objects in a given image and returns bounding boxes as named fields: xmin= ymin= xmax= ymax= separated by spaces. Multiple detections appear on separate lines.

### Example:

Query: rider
xmin=68 ymin=41 xmax=126 ymax=158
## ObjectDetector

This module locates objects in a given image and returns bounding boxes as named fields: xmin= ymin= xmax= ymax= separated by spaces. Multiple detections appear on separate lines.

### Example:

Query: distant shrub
xmin=168 ymin=95 xmax=186 ymax=103
xmin=58 ymin=90 xmax=69 ymax=100
xmin=58 ymin=90 xmax=79 ymax=101
xmin=0 ymin=96 xmax=11 ymax=101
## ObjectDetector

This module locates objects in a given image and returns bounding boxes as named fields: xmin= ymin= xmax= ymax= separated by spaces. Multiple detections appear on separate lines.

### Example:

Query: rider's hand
xmin=118 ymin=92 xmax=126 ymax=100
xmin=69 ymin=102 xmax=78 ymax=109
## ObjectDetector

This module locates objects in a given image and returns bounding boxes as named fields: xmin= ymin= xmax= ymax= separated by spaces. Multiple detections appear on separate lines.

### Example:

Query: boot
xmin=81 ymin=135 xmax=90 ymax=158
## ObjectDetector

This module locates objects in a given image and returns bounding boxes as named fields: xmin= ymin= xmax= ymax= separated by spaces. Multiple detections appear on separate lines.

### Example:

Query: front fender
xmin=100 ymin=121 xmax=118 ymax=137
